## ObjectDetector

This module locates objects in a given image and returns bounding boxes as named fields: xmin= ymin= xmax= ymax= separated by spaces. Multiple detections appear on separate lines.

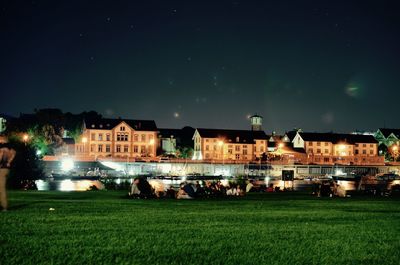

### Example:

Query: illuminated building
xmin=75 ymin=118 xmax=158 ymax=159
xmin=192 ymin=128 xmax=268 ymax=161
xmin=292 ymin=132 xmax=383 ymax=165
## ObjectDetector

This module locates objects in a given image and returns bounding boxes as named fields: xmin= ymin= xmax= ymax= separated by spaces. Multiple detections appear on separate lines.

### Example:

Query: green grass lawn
xmin=1 ymin=191 xmax=400 ymax=265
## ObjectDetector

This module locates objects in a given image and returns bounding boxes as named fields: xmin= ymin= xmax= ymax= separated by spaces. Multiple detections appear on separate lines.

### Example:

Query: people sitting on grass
xmin=129 ymin=179 xmax=247 ymax=199
xmin=129 ymin=177 xmax=153 ymax=199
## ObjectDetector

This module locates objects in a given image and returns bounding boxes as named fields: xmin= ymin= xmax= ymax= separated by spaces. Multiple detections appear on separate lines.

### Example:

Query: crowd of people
xmin=312 ymin=180 xmax=347 ymax=198
xmin=128 ymin=178 xmax=249 ymax=199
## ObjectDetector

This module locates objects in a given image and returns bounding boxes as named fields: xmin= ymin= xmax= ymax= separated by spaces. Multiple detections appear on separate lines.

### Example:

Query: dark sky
xmin=1 ymin=0 xmax=399 ymax=133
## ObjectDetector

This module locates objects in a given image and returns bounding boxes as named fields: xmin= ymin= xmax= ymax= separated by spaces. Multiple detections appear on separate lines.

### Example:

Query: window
xmin=317 ymin=142 xmax=321 ymax=146
xmin=370 ymin=150 xmax=373 ymax=155
xmin=324 ymin=157 xmax=330 ymax=162
xmin=205 ymin=153 xmax=210 ymax=159
xmin=213 ymin=145 xmax=217 ymax=151
xmin=362 ymin=150 xmax=366 ymax=154
xmin=355 ymin=150 xmax=359 ymax=155
xmin=124 ymin=145 xmax=129 ymax=153
xmin=98 ymin=134 xmax=103 ymax=141
xmin=363 ymin=144 xmax=366 ymax=147
xmin=116 ymin=145 xmax=121 ymax=153
xmin=370 ymin=144 xmax=373 ymax=147
xmin=228 ymin=149 xmax=233 ymax=154
xmin=91 ymin=133 xmax=95 ymax=141
xmin=120 ymin=126 xmax=125 ymax=131
xmin=98 ymin=145 xmax=103 ymax=152
xmin=90 ymin=144 xmax=95 ymax=152
xmin=206 ymin=145 xmax=209 ymax=151
xmin=243 ymin=145 xmax=247 ymax=149
xmin=324 ymin=142 xmax=328 ymax=146
xmin=308 ymin=142 xmax=312 ymax=146
xmin=106 ymin=145 xmax=110 ymax=152
xmin=117 ymin=133 xmax=128 ymax=141
xmin=134 ymin=134 xmax=138 ymax=142
xmin=206 ymin=139 xmax=209 ymax=142
xmin=324 ymin=149 xmax=328 ymax=154
xmin=243 ymin=149 xmax=248 ymax=155
xmin=235 ymin=154 xmax=240 ymax=159
xmin=133 ymin=145 xmax=138 ymax=153
xmin=235 ymin=146 xmax=240 ymax=151
xmin=260 ymin=146 xmax=264 ymax=152
xmin=141 ymin=134 xmax=146 ymax=142
xmin=317 ymin=149 xmax=321 ymax=153
xmin=140 ymin=146 xmax=145 ymax=154
xmin=106 ymin=134 xmax=110 ymax=141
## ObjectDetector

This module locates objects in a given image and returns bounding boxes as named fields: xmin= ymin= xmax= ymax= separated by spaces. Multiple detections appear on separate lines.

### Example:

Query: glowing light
xmin=278 ymin=143 xmax=284 ymax=149
xmin=149 ymin=139 xmax=155 ymax=145
xmin=36 ymin=150 xmax=42 ymax=156
xmin=335 ymin=169 xmax=345 ymax=176
xmin=218 ymin=140 xmax=224 ymax=146
xmin=61 ymin=158 xmax=75 ymax=171
xmin=339 ymin=145 xmax=346 ymax=150
xmin=23 ymin=134 xmax=29 ymax=142
xmin=82 ymin=137 xmax=88 ymax=143
xmin=174 ymin=112 xmax=180 ymax=118
xmin=59 ymin=179 xmax=74 ymax=191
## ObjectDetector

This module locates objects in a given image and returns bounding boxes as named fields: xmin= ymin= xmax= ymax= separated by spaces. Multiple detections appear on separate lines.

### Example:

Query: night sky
xmin=1 ymin=0 xmax=399 ymax=133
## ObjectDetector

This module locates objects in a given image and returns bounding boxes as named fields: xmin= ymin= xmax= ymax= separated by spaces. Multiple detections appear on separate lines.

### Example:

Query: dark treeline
xmin=6 ymin=108 xmax=103 ymax=137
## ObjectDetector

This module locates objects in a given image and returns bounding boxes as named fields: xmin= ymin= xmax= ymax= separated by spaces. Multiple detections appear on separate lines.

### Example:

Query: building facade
xmin=192 ymin=129 xmax=268 ymax=161
xmin=292 ymin=132 xmax=383 ymax=165
xmin=75 ymin=118 xmax=158 ymax=159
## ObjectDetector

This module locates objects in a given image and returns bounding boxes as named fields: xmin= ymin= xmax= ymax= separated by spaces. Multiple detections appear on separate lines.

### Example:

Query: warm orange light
xmin=82 ymin=137 xmax=88 ymax=143
xmin=393 ymin=145 xmax=398 ymax=151
xmin=218 ymin=140 xmax=224 ymax=146
xmin=278 ymin=143 xmax=284 ymax=149
xmin=23 ymin=134 xmax=29 ymax=141
xmin=339 ymin=144 xmax=346 ymax=150
xmin=149 ymin=139 xmax=155 ymax=145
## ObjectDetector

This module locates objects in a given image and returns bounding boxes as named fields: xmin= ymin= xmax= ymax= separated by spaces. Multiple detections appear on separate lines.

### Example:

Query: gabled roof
xmin=284 ymin=131 xmax=298 ymax=142
xmin=84 ymin=118 xmax=157 ymax=131
xmin=297 ymin=132 xmax=378 ymax=144
xmin=196 ymin=128 xmax=268 ymax=144
xmin=378 ymin=128 xmax=400 ymax=138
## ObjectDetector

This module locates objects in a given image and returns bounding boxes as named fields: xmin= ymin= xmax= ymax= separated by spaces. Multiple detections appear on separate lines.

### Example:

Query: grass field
xmin=1 ymin=191 xmax=400 ymax=265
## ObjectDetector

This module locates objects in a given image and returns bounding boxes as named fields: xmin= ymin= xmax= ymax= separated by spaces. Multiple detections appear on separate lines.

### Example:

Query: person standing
xmin=0 ymin=142 xmax=16 ymax=212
